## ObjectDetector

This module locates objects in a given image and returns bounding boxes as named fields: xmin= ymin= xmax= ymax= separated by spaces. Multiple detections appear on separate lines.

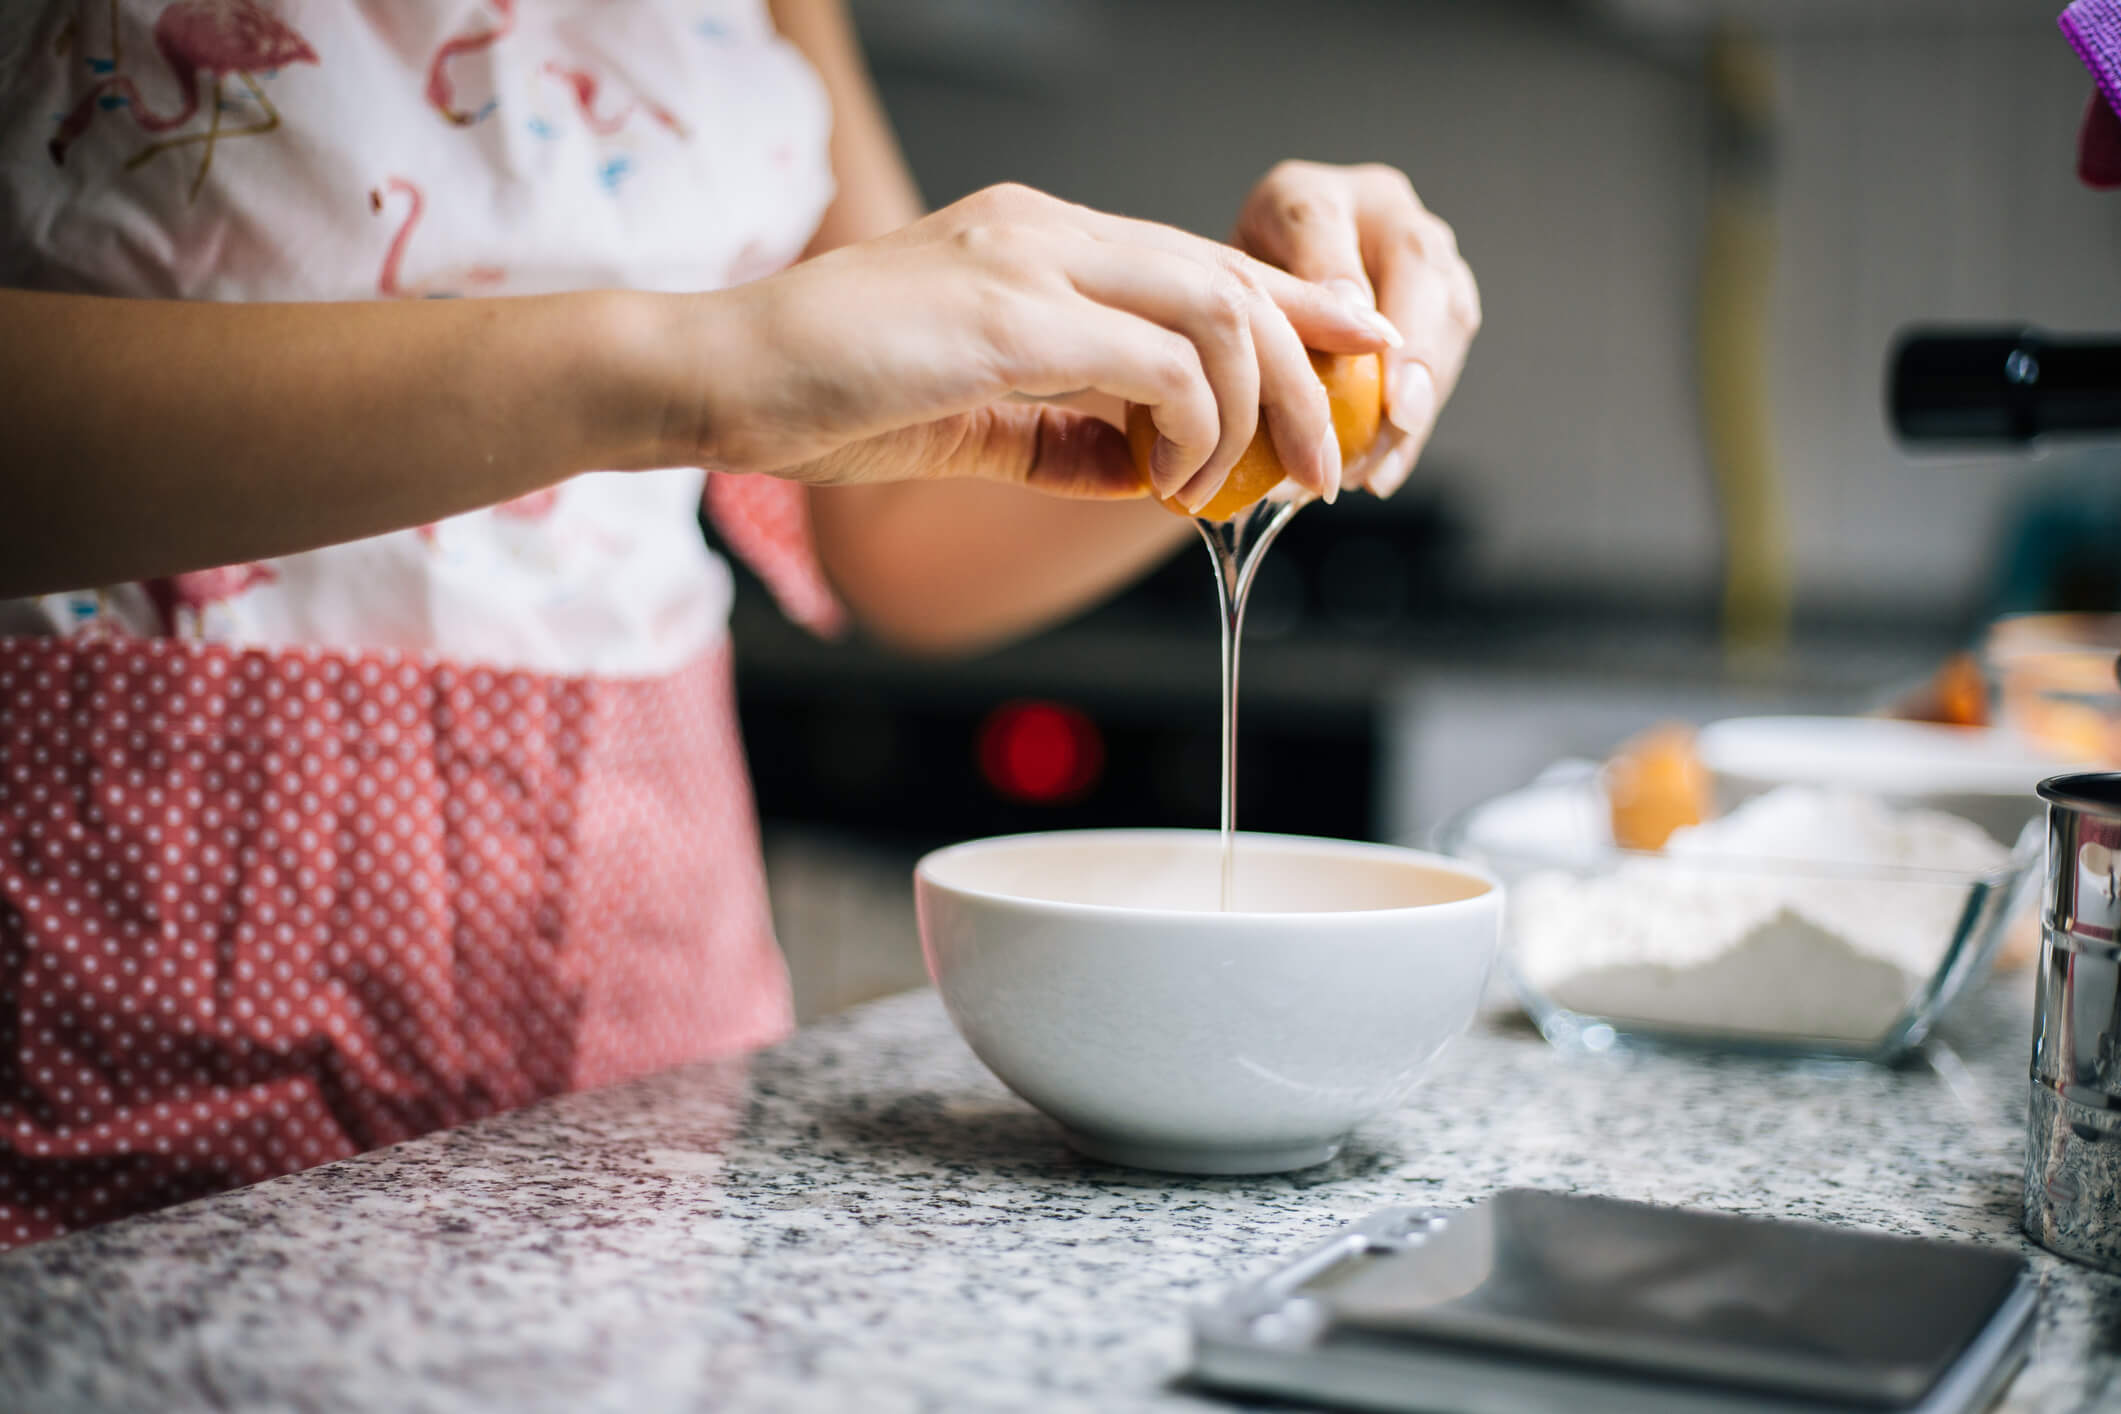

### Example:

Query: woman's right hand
xmin=666 ymin=183 xmax=1403 ymax=513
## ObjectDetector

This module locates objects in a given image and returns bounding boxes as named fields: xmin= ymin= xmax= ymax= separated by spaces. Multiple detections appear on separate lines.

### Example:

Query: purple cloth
xmin=2064 ymin=1 xmax=2121 ymax=187
xmin=2062 ymin=0 xmax=2121 ymax=119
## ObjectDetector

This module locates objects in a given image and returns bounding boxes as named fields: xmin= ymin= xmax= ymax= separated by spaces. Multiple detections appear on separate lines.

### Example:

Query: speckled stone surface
xmin=1 ymin=977 xmax=2115 ymax=1414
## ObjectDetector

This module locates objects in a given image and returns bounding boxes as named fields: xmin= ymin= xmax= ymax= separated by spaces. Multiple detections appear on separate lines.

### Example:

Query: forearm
xmin=809 ymin=479 xmax=1188 ymax=655
xmin=0 ymin=288 xmax=680 ymax=596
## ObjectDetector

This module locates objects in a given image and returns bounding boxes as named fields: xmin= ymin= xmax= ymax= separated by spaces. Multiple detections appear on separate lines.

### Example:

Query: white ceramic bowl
xmin=913 ymin=829 xmax=1502 ymax=1175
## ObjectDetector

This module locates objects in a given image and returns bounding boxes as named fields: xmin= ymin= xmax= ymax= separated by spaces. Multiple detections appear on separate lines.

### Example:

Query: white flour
xmin=1510 ymin=787 xmax=2010 ymax=1043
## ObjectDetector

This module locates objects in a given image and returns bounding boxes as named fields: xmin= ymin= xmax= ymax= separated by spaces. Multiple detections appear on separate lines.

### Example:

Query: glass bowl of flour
xmin=1437 ymin=773 xmax=2041 ymax=1061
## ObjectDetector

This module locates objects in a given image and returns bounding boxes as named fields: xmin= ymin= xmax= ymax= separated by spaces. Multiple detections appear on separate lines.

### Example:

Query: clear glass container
xmin=1435 ymin=774 xmax=2041 ymax=1063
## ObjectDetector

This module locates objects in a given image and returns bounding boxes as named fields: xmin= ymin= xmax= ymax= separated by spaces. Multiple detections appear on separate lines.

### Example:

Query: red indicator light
xmin=977 ymin=700 xmax=1104 ymax=805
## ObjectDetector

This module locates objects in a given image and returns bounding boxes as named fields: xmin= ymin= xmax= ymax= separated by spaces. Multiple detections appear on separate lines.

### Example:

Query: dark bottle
xmin=1890 ymin=327 xmax=2121 ymax=445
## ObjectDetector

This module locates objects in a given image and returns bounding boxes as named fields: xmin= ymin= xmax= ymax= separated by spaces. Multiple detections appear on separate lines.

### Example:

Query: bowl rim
xmin=1434 ymin=779 xmax=2037 ymax=888
xmin=913 ymin=827 xmax=1500 ymax=923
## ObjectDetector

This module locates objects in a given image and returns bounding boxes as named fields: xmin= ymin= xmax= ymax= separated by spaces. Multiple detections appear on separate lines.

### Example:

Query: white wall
xmin=856 ymin=0 xmax=2121 ymax=619
xmin=1772 ymin=16 xmax=2121 ymax=615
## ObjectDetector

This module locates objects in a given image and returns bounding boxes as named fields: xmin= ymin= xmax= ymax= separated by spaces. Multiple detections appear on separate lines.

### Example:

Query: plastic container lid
xmin=1696 ymin=716 xmax=2073 ymax=799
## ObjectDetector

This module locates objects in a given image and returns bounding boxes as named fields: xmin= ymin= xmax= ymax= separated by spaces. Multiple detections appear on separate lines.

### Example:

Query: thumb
xmin=779 ymin=404 xmax=1148 ymax=500
xmin=944 ymin=403 xmax=1150 ymax=500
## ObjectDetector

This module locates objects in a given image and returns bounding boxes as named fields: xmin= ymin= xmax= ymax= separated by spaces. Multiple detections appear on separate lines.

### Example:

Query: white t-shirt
xmin=0 ymin=0 xmax=837 ymax=675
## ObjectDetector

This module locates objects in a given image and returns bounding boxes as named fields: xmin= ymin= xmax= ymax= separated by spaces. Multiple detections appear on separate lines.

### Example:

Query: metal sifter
xmin=2026 ymin=769 xmax=2121 ymax=1273
xmin=1889 ymin=331 xmax=2121 ymax=1272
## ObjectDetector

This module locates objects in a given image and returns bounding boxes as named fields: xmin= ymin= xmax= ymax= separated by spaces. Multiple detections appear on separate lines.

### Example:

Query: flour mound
xmin=1512 ymin=786 xmax=2010 ymax=1044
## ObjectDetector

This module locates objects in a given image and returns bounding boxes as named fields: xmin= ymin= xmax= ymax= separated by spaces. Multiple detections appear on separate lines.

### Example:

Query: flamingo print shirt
xmin=0 ymin=0 xmax=838 ymax=675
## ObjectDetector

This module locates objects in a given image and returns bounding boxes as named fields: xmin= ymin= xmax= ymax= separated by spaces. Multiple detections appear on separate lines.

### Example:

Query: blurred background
xmin=734 ymin=0 xmax=2121 ymax=1017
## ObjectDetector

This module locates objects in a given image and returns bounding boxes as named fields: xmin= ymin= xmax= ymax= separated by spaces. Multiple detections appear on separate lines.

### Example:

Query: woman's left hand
xmin=1233 ymin=161 xmax=1480 ymax=498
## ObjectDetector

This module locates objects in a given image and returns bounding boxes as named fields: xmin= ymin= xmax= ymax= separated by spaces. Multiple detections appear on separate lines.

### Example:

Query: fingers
xmin=1233 ymin=159 xmax=1376 ymax=313
xmin=1360 ymin=170 xmax=1479 ymax=496
xmin=1036 ymin=297 xmax=1221 ymax=501
xmin=997 ymin=404 xmax=1149 ymax=500
xmin=1231 ymin=163 xmax=1479 ymax=499
xmin=780 ymin=404 xmax=1146 ymax=499
xmin=1062 ymin=239 xmax=1336 ymax=504
xmin=903 ymin=183 xmax=1411 ymax=504
xmin=1245 ymin=287 xmax=1340 ymax=503
xmin=1055 ymin=199 xmax=1401 ymax=356
xmin=1062 ymin=243 xmax=1258 ymax=504
xmin=1346 ymin=423 xmax=1418 ymax=501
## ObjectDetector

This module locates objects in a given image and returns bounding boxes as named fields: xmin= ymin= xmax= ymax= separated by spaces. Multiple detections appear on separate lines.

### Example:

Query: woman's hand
xmin=1232 ymin=161 xmax=1480 ymax=498
xmin=674 ymin=183 xmax=1402 ymax=512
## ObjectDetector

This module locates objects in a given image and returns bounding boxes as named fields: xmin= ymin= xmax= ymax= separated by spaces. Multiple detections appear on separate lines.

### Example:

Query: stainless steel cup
xmin=2026 ymin=772 xmax=2121 ymax=1273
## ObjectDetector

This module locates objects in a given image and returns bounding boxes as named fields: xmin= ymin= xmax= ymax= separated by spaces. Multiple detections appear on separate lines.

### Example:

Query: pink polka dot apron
xmin=0 ymin=637 xmax=794 ymax=1244
xmin=0 ymin=0 xmax=846 ymax=1247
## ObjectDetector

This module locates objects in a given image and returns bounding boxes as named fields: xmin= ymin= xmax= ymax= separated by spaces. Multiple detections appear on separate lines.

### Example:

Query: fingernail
xmin=1171 ymin=456 xmax=1222 ymax=513
xmin=1179 ymin=473 xmax=1218 ymax=515
xmin=1150 ymin=436 xmax=1190 ymax=497
xmin=1388 ymin=360 xmax=1436 ymax=436
xmin=1327 ymin=278 xmax=1402 ymax=348
xmin=1318 ymin=423 xmax=1342 ymax=505
xmin=1368 ymin=440 xmax=1421 ymax=500
xmin=1341 ymin=434 xmax=1388 ymax=492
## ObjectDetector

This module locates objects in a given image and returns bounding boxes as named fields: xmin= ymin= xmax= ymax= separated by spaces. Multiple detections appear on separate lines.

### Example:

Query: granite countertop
xmin=3 ymin=978 xmax=2117 ymax=1413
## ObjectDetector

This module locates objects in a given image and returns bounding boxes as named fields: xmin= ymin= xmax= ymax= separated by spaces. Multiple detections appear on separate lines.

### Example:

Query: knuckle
xmin=1008 ymin=181 xmax=1061 ymax=216
xmin=1454 ymin=275 xmax=1484 ymax=333
xmin=952 ymin=219 xmax=1036 ymax=273
xmin=951 ymin=187 xmax=1000 ymax=223
xmin=1421 ymin=210 xmax=1462 ymax=258
xmin=1391 ymin=212 xmax=1459 ymax=267
xmin=1273 ymin=192 xmax=1333 ymax=233
xmin=1203 ymin=262 xmax=1256 ymax=330
xmin=1249 ymin=161 xmax=1345 ymax=233
xmin=1153 ymin=342 xmax=1203 ymax=404
xmin=1263 ymin=157 xmax=1323 ymax=190
xmin=967 ymin=182 xmax=1038 ymax=219
xmin=1358 ymin=162 xmax=1420 ymax=203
